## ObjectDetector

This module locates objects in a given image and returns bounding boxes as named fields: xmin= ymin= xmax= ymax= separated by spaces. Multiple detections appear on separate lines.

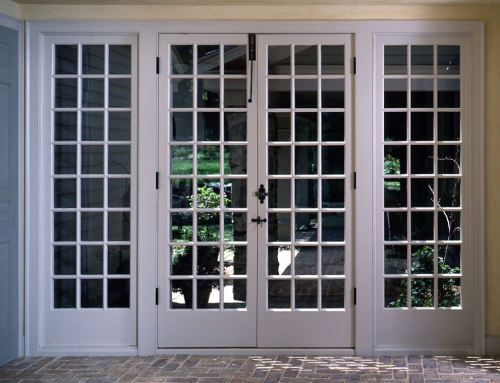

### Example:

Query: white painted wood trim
xmin=157 ymin=348 xmax=355 ymax=356
xmin=38 ymin=346 xmax=138 ymax=357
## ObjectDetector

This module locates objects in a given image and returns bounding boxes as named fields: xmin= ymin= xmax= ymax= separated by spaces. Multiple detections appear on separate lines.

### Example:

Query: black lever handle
xmin=251 ymin=216 xmax=267 ymax=227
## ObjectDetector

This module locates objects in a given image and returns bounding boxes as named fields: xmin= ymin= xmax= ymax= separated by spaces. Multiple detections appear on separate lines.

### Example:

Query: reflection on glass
xmin=384 ymin=45 xmax=407 ymax=75
xmin=322 ymin=179 xmax=344 ymax=208
xmin=384 ymin=212 xmax=407 ymax=241
xmin=197 ymin=280 xmax=218 ymax=309
xmin=438 ymin=178 xmax=460 ymax=207
xmin=108 ymin=279 xmax=130 ymax=308
xmin=322 ymin=213 xmax=344 ymax=242
xmin=82 ymin=112 xmax=104 ymax=141
xmin=410 ymin=178 xmax=433 ymax=207
xmin=384 ymin=112 xmax=407 ymax=142
xmin=438 ymin=79 xmax=460 ymax=108
xmin=171 ymin=112 xmax=193 ymax=141
xmin=411 ymin=278 xmax=433 ymax=307
xmin=171 ymin=279 xmax=192 ymax=309
xmin=411 ymin=79 xmax=433 ymax=108
xmin=171 ymin=213 xmax=192 ymax=241
xmin=81 ymin=178 xmax=104 ymax=208
xmin=295 ymin=113 xmax=317 ymax=142
xmin=411 ymin=212 xmax=434 ymax=240
xmin=322 ymin=45 xmax=344 ymax=75
xmin=198 ymin=79 xmax=220 ymax=108
xmin=322 ymin=146 xmax=344 ymax=174
xmin=268 ymin=212 xmax=291 ymax=242
xmin=268 ymin=79 xmax=291 ymax=108
xmin=54 ymin=279 xmax=76 ymax=308
xmin=438 ymin=245 xmax=460 ymax=273
xmin=108 ymin=178 xmax=131 ymax=208
xmin=171 ymin=45 xmax=193 ymax=75
xmin=55 ymin=78 xmax=77 ymax=108
xmin=322 ymin=112 xmax=344 ymax=141
xmin=438 ymin=212 xmax=461 ymax=241
xmin=82 ymin=78 xmax=104 ymax=108
xmin=224 ymin=212 xmax=246 ymax=241
xmin=322 ymin=246 xmax=344 ymax=275
xmin=268 ymin=45 xmax=291 ymax=75
xmin=108 ymin=245 xmax=130 ymax=274
xmin=268 ymin=179 xmax=291 ymax=209
xmin=384 ymin=278 xmax=406 ymax=307
xmin=438 ymin=145 xmax=460 ymax=174
xmin=224 ymin=279 xmax=246 ymax=309
xmin=268 ymin=146 xmax=290 ymax=175
xmin=411 ymin=45 xmax=433 ymax=74
xmin=198 ymin=45 xmax=220 ymax=74
xmin=384 ymin=245 xmax=407 ymax=274
xmin=384 ymin=79 xmax=407 ymax=108
xmin=171 ymin=246 xmax=193 ymax=275
xmin=384 ymin=145 xmax=407 ymax=175
xmin=81 ymin=212 xmax=103 ymax=241
xmin=322 ymin=79 xmax=344 ymax=109
xmin=109 ymin=145 xmax=131 ymax=174
xmin=197 ymin=145 xmax=220 ymax=175
xmin=109 ymin=45 xmax=131 ymax=75
xmin=224 ymin=45 xmax=246 ymax=75
xmin=411 ymin=145 xmax=433 ymax=174
xmin=54 ymin=179 xmax=76 ymax=208
xmin=295 ymin=279 xmax=318 ymax=308
xmin=268 ymin=247 xmax=290 ymax=275
xmin=81 ymin=279 xmax=103 ymax=308
xmin=171 ymin=145 xmax=193 ymax=175
xmin=268 ymin=280 xmax=291 ymax=308
xmin=197 ymin=112 xmax=220 ymax=141
xmin=269 ymin=113 xmax=291 ymax=142
xmin=108 ymin=212 xmax=130 ymax=241
xmin=295 ymin=213 xmax=317 ymax=243
xmin=55 ymin=45 xmax=77 ymax=75
xmin=322 ymin=279 xmax=344 ymax=308
xmin=438 ymin=278 xmax=460 ymax=307
xmin=438 ymin=45 xmax=460 ymax=75
xmin=54 ymin=212 xmax=76 ymax=242
xmin=197 ymin=213 xmax=221 ymax=241
xmin=384 ymin=178 xmax=406 ymax=208
xmin=82 ymin=45 xmax=104 ymax=74
xmin=224 ymin=112 xmax=246 ymax=141
xmin=230 ymin=246 xmax=247 ymax=275
xmin=411 ymin=112 xmax=433 ymax=141
xmin=438 ymin=112 xmax=460 ymax=141
xmin=295 ymin=246 xmax=317 ymax=275
xmin=171 ymin=79 xmax=193 ymax=108
xmin=295 ymin=45 xmax=317 ymax=75
xmin=109 ymin=78 xmax=131 ymax=108
xmin=109 ymin=111 xmax=131 ymax=141
xmin=295 ymin=180 xmax=317 ymax=208
xmin=81 ymin=145 xmax=104 ymax=174
xmin=295 ymin=79 xmax=317 ymax=108
xmin=225 ymin=179 xmax=246 ymax=208
xmin=224 ymin=145 xmax=246 ymax=175
xmin=411 ymin=245 xmax=434 ymax=274
xmin=224 ymin=79 xmax=246 ymax=108
xmin=54 ymin=246 xmax=76 ymax=275
xmin=54 ymin=112 xmax=77 ymax=141
xmin=296 ymin=146 xmax=317 ymax=175
xmin=81 ymin=245 xmax=103 ymax=274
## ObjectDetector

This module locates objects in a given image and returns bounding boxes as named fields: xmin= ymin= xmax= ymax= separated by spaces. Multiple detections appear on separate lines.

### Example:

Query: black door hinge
xmin=354 ymin=172 xmax=357 ymax=190
xmin=156 ymin=288 xmax=159 ymax=305
xmin=354 ymin=288 xmax=357 ymax=305
xmin=156 ymin=57 xmax=160 ymax=74
xmin=156 ymin=172 xmax=159 ymax=189
xmin=353 ymin=57 xmax=356 ymax=75
xmin=249 ymin=34 xmax=256 ymax=61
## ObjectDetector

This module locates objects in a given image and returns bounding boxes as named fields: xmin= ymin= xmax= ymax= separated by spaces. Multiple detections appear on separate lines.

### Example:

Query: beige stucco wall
xmin=4 ymin=2 xmax=500 ymax=336
xmin=0 ymin=0 xmax=19 ymax=19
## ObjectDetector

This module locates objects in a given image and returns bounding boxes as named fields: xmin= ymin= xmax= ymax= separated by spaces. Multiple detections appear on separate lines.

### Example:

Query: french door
xmin=157 ymin=33 xmax=353 ymax=348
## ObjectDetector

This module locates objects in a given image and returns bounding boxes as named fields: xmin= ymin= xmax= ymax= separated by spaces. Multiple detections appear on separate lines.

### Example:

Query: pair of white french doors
xmin=157 ymin=33 xmax=353 ymax=348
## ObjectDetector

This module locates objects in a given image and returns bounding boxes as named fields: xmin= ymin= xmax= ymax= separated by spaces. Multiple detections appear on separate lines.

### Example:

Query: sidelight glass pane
xmin=295 ymin=246 xmax=318 ymax=275
xmin=81 ymin=279 xmax=103 ymax=308
xmin=295 ymin=279 xmax=318 ymax=308
xmin=411 ymin=79 xmax=433 ymax=108
xmin=384 ymin=245 xmax=407 ymax=275
xmin=109 ymin=78 xmax=131 ymax=108
xmin=384 ymin=212 xmax=407 ymax=241
xmin=54 ymin=112 xmax=77 ymax=141
xmin=411 ymin=145 xmax=433 ymax=174
xmin=54 ymin=246 xmax=76 ymax=275
xmin=268 ymin=113 xmax=291 ymax=142
xmin=438 ymin=178 xmax=460 ymax=207
xmin=81 ymin=178 xmax=104 ymax=208
xmin=438 ymin=278 xmax=460 ymax=307
xmin=322 ymin=112 xmax=344 ymax=141
xmin=108 ymin=212 xmax=130 ymax=241
xmin=224 ymin=45 xmax=246 ymax=74
xmin=81 ymin=245 xmax=103 ymax=275
xmin=411 ymin=45 xmax=433 ymax=74
xmin=171 ymin=45 xmax=193 ymax=75
xmin=384 ymin=45 xmax=407 ymax=75
xmin=108 ymin=178 xmax=131 ymax=208
xmin=438 ymin=112 xmax=460 ymax=141
xmin=411 ymin=245 xmax=434 ymax=274
xmin=321 ymin=79 xmax=344 ymax=108
xmin=384 ymin=178 xmax=407 ymax=208
xmin=82 ymin=45 xmax=104 ymax=74
xmin=268 ymin=45 xmax=291 ymax=75
xmin=295 ymin=180 xmax=317 ymax=208
xmin=322 ymin=246 xmax=344 ymax=275
xmin=224 ymin=112 xmax=246 ymax=141
xmin=224 ymin=79 xmax=246 ymax=108
xmin=411 ymin=212 xmax=434 ymax=240
xmin=438 ymin=212 xmax=461 ymax=241
xmin=410 ymin=178 xmax=433 ymax=207
xmin=322 ymin=146 xmax=344 ymax=175
xmin=322 ymin=279 xmax=344 ymax=309
xmin=108 ymin=279 xmax=130 ymax=308
xmin=411 ymin=278 xmax=434 ymax=307
xmin=82 ymin=111 xmax=104 ymax=141
xmin=55 ymin=45 xmax=77 ymax=75
xmin=81 ymin=145 xmax=104 ymax=174
xmin=197 ymin=79 xmax=220 ymax=108
xmin=171 ymin=79 xmax=193 ymax=108
xmin=82 ymin=78 xmax=104 ymax=108
xmin=411 ymin=112 xmax=433 ymax=141
xmin=268 ymin=212 xmax=291 ymax=242
xmin=108 ymin=245 xmax=130 ymax=274
xmin=438 ymin=45 xmax=460 ymax=75
xmin=322 ymin=179 xmax=344 ymax=208
xmin=322 ymin=45 xmax=344 ymax=75
xmin=384 ymin=79 xmax=407 ymax=108
xmin=295 ymin=45 xmax=317 ymax=75
xmin=268 ymin=280 xmax=291 ymax=308
xmin=55 ymin=78 xmax=77 ymax=108
xmin=109 ymin=45 xmax=131 ymax=75
xmin=54 ymin=212 xmax=76 ymax=242
xmin=81 ymin=212 xmax=103 ymax=241
xmin=54 ymin=178 xmax=76 ymax=208
xmin=384 ymin=278 xmax=406 ymax=308
xmin=384 ymin=112 xmax=407 ymax=142
xmin=322 ymin=213 xmax=344 ymax=242
xmin=268 ymin=79 xmax=291 ymax=108
xmin=438 ymin=145 xmax=460 ymax=174
xmin=108 ymin=145 xmax=131 ymax=174
xmin=198 ymin=45 xmax=220 ymax=74
xmin=109 ymin=111 xmax=131 ymax=141
xmin=54 ymin=279 xmax=76 ymax=309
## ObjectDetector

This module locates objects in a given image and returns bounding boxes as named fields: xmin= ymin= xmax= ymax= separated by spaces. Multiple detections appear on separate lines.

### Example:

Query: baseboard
xmin=486 ymin=336 xmax=500 ymax=355
xmin=374 ymin=345 xmax=474 ymax=356
xmin=37 ymin=346 xmax=138 ymax=357
xmin=157 ymin=348 xmax=355 ymax=356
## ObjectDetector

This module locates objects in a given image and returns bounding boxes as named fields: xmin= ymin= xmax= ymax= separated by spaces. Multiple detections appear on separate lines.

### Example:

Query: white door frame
xmin=24 ymin=20 xmax=484 ymax=357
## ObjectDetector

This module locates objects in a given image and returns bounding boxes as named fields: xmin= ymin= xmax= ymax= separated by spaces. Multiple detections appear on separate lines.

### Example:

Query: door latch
xmin=254 ymin=184 xmax=268 ymax=204
xmin=251 ymin=216 xmax=267 ymax=227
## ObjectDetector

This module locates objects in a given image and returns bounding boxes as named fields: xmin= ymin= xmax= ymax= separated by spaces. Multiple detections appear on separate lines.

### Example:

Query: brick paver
xmin=1 ymin=355 xmax=500 ymax=382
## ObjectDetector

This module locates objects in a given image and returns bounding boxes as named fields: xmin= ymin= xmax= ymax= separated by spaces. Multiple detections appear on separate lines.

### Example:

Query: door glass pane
xmin=82 ymin=45 xmax=104 ymax=75
xmin=438 ymin=212 xmax=461 ymax=241
xmin=54 ymin=212 xmax=76 ymax=242
xmin=411 ymin=45 xmax=433 ymax=74
xmin=54 ymin=246 xmax=76 ymax=275
xmin=224 ymin=112 xmax=246 ymax=141
xmin=109 ymin=45 xmax=132 ymax=75
xmin=384 ymin=145 xmax=407 ymax=175
xmin=224 ymin=79 xmax=246 ymax=108
xmin=295 ymin=146 xmax=317 ymax=175
xmin=171 ymin=79 xmax=193 ymax=108
xmin=322 ymin=146 xmax=343 ymax=174
xmin=384 ymin=212 xmax=407 ymax=241
xmin=384 ymin=245 xmax=407 ymax=275
xmin=269 ymin=113 xmax=291 ymax=142
xmin=82 ymin=112 xmax=104 ymax=141
xmin=322 ymin=112 xmax=344 ymax=141
xmin=171 ymin=145 xmax=193 ymax=175
xmin=384 ymin=112 xmax=407 ymax=142
xmin=384 ymin=79 xmax=407 ymax=108
xmin=197 ymin=112 xmax=220 ymax=141
xmin=108 ymin=279 xmax=130 ymax=308
xmin=268 ymin=45 xmax=291 ymax=75
xmin=82 ymin=78 xmax=104 ymax=108
xmin=269 ymin=79 xmax=291 ymax=108
xmin=171 ymin=112 xmax=193 ymax=142
xmin=411 ymin=112 xmax=433 ymax=141
xmin=295 ymin=279 xmax=318 ymax=308
xmin=55 ymin=45 xmax=77 ymax=75
xmin=81 ymin=145 xmax=104 ymax=174
xmin=268 ymin=179 xmax=291 ymax=209
xmin=410 ymin=178 xmax=433 ymax=207
xmin=268 ymin=246 xmax=290 ymax=275
xmin=268 ymin=280 xmax=291 ymax=308
xmin=411 ymin=245 xmax=434 ymax=274
xmin=384 ymin=178 xmax=407 ymax=208
xmin=295 ymin=113 xmax=317 ymax=141
xmin=224 ymin=145 xmax=246 ymax=175
xmin=109 ymin=112 xmax=131 ymax=141
xmin=81 ymin=212 xmax=103 ymax=241
xmin=411 ymin=278 xmax=434 ymax=307
xmin=54 ymin=179 xmax=76 ymax=208
xmin=322 ymin=212 xmax=344 ymax=242
xmin=322 ymin=45 xmax=344 ymax=75
xmin=108 ymin=178 xmax=130 ymax=208
xmin=54 ymin=279 xmax=76 ymax=308
xmin=295 ymin=213 xmax=317 ymax=241
xmin=438 ymin=79 xmax=460 ymax=108
xmin=411 ymin=212 xmax=434 ymax=240
xmin=322 ymin=79 xmax=344 ymax=108
xmin=322 ymin=179 xmax=344 ymax=208
xmin=81 ymin=279 xmax=103 ymax=308
xmin=197 ymin=79 xmax=220 ymax=108
xmin=411 ymin=79 xmax=433 ymax=108
xmin=198 ymin=45 xmax=220 ymax=74
xmin=438 ymin=145 xmax=460 ymax=174
xmin=108 ymin=212 xmax=130 ymax=241
xmin=295 ymin=246 xmax=318 ymax=275
xmin=224 ymin=45 xmax=246 ymax=75
xmin=54 ymin=112 xmax=77 ymax=141
xmin=322 ymin=246 xmax=344 ymax=275
xmin=108 ymin=245 xmax=130 ymax=274
xmin=438 ymin=45 xmax=460 ymax=75
xmin=438 ymin=112 xmax=460 ymax=141
xmin=171 ymin=45 xmax=193 ymax=75
xmin=438 ymin=178 xmax=461 ymax=207
xmin=384 ymin=45 xmax=407 ymax=75
xmin=268 ymin=212 xmax=291 ymax=242
xmin=81 ymin=178 xmax=104 ymax=208
xmin=268 ymin=146 xmax=290 ymax=175
xmin=55 ymin=78 xmax=77 ymax=108
xmin=322 ymin=279 xmax=344 ymax=308
xmin=295 ymin=45 xmax=317 ymax=75
xmin=81 ymin=245 xmax=103 ymax=274
xmin=411 ymin=145 xmax=433 ymax=174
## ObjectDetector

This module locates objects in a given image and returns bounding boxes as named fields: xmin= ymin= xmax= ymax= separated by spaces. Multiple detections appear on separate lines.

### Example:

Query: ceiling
xmin=10 ymin=0 xmax=500 ymax=5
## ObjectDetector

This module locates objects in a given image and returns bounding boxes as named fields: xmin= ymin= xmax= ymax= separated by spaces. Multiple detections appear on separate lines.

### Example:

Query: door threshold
xmin=156 ymin=348 xmax=355 ymax=356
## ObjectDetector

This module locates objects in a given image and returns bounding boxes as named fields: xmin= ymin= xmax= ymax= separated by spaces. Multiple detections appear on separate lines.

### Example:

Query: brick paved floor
xmin=2 ymin=355 xmax=500 ymax=383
